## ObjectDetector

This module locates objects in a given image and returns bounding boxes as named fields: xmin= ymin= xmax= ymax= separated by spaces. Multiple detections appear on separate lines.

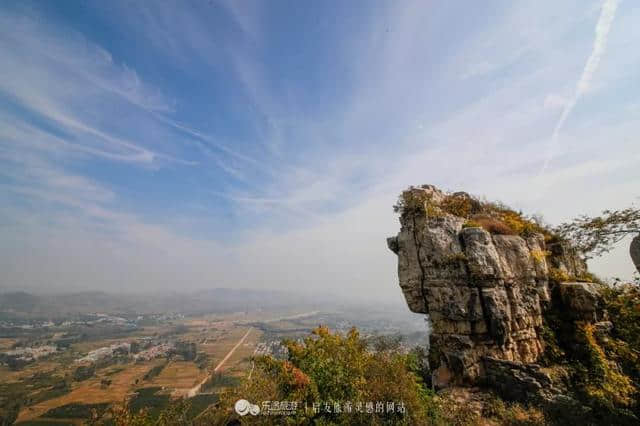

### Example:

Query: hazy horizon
xmin=1 ymin=0 xmax=638 ymax=303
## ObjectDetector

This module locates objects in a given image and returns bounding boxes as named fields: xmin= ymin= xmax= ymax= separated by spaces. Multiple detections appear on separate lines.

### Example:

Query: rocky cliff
xmin=631 ymin=234 xmax=640 ymax=274
xmin=387 ymin=185 xmax=603 ymax=396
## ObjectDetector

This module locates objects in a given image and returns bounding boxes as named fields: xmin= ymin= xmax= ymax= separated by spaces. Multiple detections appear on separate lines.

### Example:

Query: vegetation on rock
xmin=393 ymin=186 xmax=552 ymax=238
xmin=539 ymin=274 xmax=640 ymax=424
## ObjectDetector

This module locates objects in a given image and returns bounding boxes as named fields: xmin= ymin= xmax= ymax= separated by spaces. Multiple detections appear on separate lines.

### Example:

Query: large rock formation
xmin=387 ymin=185 xmax=599 ymax=395
xmin=631 ymin=234 xmax=640 ymax=274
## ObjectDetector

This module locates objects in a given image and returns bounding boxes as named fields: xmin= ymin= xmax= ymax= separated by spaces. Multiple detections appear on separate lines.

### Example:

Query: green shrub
xmin=143 ymin=362 xmax=167 ymax=381
xmin=540 ymin=280 xmax=640 ymax=423
xmin=200 ymin=373 xmax=240 ymax=392
xmin=462 ymin=220 xmax=481 ymax=229
xmin=128 ymin=387 xmax=171 ymax=420
xmin=539 ymin=322 xmax=565 ymax=365
xmin=530 ymin=249 xmax=549 ymax=264
xmin=42 ymin=402 xmax=110 ymax=419
xmin=600 ymin=283 xmax=640 ymax=353
xmin=185 ymin=394 xmax=218 ymax=420
xmin=548 ymin=267 xmax=570 ymax=283
xmin=482 ymin=395 xmax=545 ymax=426
xmin=578 ymin=324 xmax=635 ymax=407
xmin=393 ymin=187 xmax=433 ymax=216
xmin=202 ymin=326 xmax=441 ymax=425
xmin=440 ymin=194 xmax=480 ymax=218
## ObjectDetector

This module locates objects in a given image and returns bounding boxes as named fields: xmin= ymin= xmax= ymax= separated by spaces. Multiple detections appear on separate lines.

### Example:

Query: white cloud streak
xmin=542 ymin=0 xmax=620 ymax=171
xmin=0 ymin=10 xmax=195 ymax=167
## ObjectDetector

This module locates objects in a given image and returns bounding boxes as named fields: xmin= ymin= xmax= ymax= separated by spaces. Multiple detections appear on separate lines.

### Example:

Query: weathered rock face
xmin=558 ymin=282 xmax=601 ymax=322
xmin=387 ymin=185 xmax=593 ymax=391
xmin=483 ymin=357 xmax=557 ymax=402
xmin=631 ymin=234 xmax=640 ymax=274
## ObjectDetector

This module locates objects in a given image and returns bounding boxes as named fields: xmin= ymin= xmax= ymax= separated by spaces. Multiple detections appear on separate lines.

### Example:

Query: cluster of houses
xmin=0 ymin=345 xmax=58 ymax=369
xmin=1 ymin=337 xmax=190 ymax=370
xmin=2 ymin=345 xmax=58 ymax=361
xmin=0 ymin=313 xmax=139 ymax=331
xmin=59 ymin=313 xmax=137 ymax=329
xmin=133 ymin=343 xmax=175 ymax=361
xmin=73 ymin=340 xmax=180 ymax=364
xmin=253 ymin=340 xmax=289 ymax=359
xmin=0 ymin=320 xmax=55 ymax=330
xmin=75 ymin=342 xmax=132 ymax=363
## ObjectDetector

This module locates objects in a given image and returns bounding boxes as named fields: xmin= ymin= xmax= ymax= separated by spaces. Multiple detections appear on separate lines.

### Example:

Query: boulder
xmin=483 ymin=357 xmax=556 ymax=403
xmin=631 ymin=234 xmax=640 ymax=274
xmin=559 ymin=282 xmax=601 ymax=322
xmin=547 ymin=240 xmax=588 ymax=278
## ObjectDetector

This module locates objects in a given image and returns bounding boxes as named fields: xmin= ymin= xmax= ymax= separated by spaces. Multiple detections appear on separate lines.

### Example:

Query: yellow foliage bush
xmin=203 ymin=326 xmax=440 ymax=425
xmin=548 ymin=267 xmax=570 ymax=283
xmin=530 ymin=249 xmax=550 ymax=265
xmin=462 ymin=220 xmax=481 ymax=229
xmin=581 ymin=324 xmax=635 ymax=407
xmin=394 ymin=187 xmax=558 ymax=241
xmin=440 ymin=195 xmax=478 ymax=218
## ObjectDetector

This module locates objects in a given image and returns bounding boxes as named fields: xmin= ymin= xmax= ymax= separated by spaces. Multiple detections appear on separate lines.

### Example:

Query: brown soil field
xmin=0 ymin=360 xmax=64 ymax=382
xmin=184 ymin=319 xmax=210 ymax=327
xmin=199 ymin=327 xmax=253 ymax=359
xmin=0 ymin=337 xmax=17 ymax=350
xmin=150 ymin=361 xmax=207 ymax=397
xmin=226 ymin=329 xmax=262 ymax=374
xmin=16 ymin=360 xmax=163 ymax=422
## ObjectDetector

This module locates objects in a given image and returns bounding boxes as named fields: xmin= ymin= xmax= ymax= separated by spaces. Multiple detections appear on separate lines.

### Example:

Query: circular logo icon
xmin=234 ymin=399 xmax=250 ymax=416
xmin=249 ymin=403 xmax=261 ymax=416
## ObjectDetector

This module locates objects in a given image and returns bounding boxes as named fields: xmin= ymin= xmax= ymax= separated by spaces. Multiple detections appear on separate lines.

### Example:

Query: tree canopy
xmin=556 ymin=206 xmax=640 ymax=258
xmin=206 ymin=326 xmax=439 ymax=425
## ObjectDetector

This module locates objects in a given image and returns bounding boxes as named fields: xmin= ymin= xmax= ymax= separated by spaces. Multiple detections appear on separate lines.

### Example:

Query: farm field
xmin=16 ymin=360 xmax=162 ymax=423
xmin=149 ymin=361 xmax=206 ymax=397
xmin=5 ymin=315 xmax=264 ymax=425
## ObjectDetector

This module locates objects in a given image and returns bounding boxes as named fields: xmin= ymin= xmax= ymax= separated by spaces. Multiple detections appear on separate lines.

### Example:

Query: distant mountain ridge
xmin=0 ymin=288 xmax=323 ymax=319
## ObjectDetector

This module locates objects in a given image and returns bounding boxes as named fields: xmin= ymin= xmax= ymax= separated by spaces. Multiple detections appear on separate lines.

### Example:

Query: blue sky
xmin=0 ymin=0 xmax=638 ymax=301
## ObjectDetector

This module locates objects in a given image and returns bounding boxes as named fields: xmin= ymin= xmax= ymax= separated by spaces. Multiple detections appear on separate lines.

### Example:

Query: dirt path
xmin=187 ymin=328 xmax=251 ymax=398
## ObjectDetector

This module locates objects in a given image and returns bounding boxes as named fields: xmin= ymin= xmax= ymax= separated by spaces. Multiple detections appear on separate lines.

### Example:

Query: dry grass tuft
xmin=469 ymin=215 xmax=516 ymax=235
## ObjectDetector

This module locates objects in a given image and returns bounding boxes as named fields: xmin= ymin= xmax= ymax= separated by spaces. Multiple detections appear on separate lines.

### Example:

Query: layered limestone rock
xmin=387 ymin=185 xmax=595 ymax=391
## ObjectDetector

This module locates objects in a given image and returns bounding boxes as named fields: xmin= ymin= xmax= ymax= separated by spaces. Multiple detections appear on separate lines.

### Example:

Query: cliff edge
xmin=387 ymin=185 xmax=605 ymax=399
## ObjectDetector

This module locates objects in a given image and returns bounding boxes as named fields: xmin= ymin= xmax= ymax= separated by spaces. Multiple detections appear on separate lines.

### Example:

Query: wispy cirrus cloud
xmin=0 ymin=11 xmax=178 ymax=166
xmin=1 ymin=0 xmax=638 ymax=299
